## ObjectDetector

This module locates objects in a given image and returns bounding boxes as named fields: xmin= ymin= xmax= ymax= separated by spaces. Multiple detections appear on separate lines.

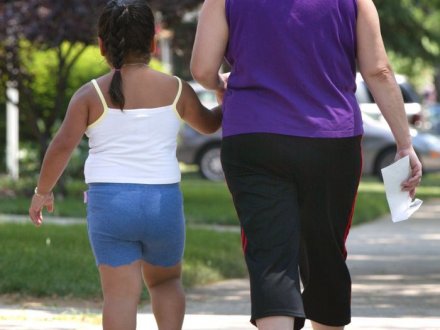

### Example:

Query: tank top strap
xmin=91 ymin=79 xmax=108 ymax=110
xmin=172 ymin=76 xmax=183 ymax=116
xmin=88 ymin=79 xmax=109 ymax=129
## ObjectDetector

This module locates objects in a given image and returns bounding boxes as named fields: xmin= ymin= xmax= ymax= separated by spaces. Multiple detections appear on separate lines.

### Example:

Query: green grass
xmin=352 ymin=172 xmax=440 ymax=225
xmin=0 ymin=223 xmax=99 ymax=298
xmin=180 ymin=177 xmax=237 ymax=225
xmin=353 ymin=189 xmax=388 ymax=226
xmin=0 ymin=223 xmax=245 ymax=299
xmin=183 ymin=228 xmax=246 ymax=286
xmin=2 ymin=172 xmax=439 ymax=226
xmin=0 ymin=174 xmax=238 ymax=225
xmin=1 ymin=172 xmax=439 ymax=299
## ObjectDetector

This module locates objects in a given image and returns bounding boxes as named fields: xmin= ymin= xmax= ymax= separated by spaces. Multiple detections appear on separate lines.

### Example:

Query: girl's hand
xmin=29 ymin=191 xmax=54 ymax=226
xmin=216 ymin=72 xmax=230 ymax=105
xmin=395 ymin=146 xmax=422 ymax=199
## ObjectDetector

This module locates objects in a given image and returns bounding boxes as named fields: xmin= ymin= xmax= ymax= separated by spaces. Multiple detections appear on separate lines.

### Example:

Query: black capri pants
xmin=221 ymin=133 xmax=362 ymax=330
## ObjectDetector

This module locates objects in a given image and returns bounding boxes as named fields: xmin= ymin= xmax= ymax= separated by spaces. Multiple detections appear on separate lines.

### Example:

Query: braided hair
xmin=98 ymin=0 xmax=155 ymax=110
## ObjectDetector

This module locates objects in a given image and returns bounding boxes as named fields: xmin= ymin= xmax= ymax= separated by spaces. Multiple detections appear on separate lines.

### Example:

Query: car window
xmin=197 ymin=91 xmax=217 ymax=104
xmin=399 ymin=82 xmax=421 ymax=103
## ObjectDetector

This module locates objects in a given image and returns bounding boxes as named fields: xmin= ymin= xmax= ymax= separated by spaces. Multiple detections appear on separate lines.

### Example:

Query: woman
xmin=190 ymin=0 xmax=422 ymax=329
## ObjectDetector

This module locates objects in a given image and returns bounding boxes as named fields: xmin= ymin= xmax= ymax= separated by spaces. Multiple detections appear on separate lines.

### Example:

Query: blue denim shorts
xmin=86 ymin=183 xmax=185 ymax=268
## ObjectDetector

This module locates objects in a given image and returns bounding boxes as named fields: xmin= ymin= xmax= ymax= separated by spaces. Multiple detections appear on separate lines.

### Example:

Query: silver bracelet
xmin=34 ymin=187 xmax=52 ymax=198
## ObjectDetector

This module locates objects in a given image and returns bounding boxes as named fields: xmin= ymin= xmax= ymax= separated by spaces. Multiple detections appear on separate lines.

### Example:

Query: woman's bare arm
xmin=357 ymin=0 xmax=422 ymax=196
xmin=190 ymin=0 xmax=228 ymax=91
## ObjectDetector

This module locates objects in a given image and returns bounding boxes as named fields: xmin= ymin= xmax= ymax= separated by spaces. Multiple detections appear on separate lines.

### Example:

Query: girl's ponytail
xmin=108 ymin=5 xmax=129 ymax=110
xmin=98 ymin=0 xmax=156 ymax=110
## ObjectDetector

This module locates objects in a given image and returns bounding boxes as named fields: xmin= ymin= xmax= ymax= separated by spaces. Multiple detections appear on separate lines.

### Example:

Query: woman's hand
xmin=395 ymin=146 xmax=422 ymax=199
xmin=29 ymin=191 xmax=54 ymax=226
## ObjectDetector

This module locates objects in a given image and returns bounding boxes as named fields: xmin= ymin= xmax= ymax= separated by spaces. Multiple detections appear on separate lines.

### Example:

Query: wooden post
xmin=6 ymin=85 xmax=19 ymax=180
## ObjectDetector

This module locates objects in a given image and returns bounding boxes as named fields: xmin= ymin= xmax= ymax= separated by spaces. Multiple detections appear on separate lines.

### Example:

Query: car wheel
xmin=374 ymin=147 xmax=396 ymax=179
xmin=198 ymin=145 xmax=224 ymax=181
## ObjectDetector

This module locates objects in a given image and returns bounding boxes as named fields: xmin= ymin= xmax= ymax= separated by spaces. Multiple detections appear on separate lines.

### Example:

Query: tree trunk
xmin=434 ymin=66 xmax=440 ymax=103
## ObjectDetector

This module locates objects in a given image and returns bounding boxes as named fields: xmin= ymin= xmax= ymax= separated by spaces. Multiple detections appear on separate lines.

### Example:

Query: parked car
xmin=355 ymin=73 xmax=424 ymax=127
xmin=178 ymin=82 xmax=440 ymax=181
xmin=188 ymin=80 xmax=219 ymax=110
xmin=361 ymin=112 xmax=440 ymax=176
xmin=177 ymin=81 xmax=223 ymax=181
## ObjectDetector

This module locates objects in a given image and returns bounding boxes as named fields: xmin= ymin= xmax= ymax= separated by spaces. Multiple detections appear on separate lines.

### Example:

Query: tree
xmin=0 ymin=0 xmax=206 ymax=167
xmin=376 ymin=0 xmax=440 ymax=63
xmin=3 ymin=0 xmax=440 ymax=161
xmin=0 ymin=0 xmax=104 ymax=164
xmin=374 ymin=0 xmax=440 ymax=98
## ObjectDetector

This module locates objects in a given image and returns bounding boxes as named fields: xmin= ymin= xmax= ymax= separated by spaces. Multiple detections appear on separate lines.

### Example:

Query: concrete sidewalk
xmin=1 ymin=199 xmax=439 ymax=329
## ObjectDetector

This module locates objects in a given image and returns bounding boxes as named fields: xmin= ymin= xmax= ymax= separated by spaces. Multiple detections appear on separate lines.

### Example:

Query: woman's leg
xmin=297 ymin=136 xmax=362 ymax=328
xmin=142 ymin=262 xmax=185 ymax=330
xmin=256 ymin=316 xmax=294 ymax=330
xmin=221 ymin=134 xmax=305 ymax=329
xmin=311 ymin=321 xmax=344 ymax=330
xmin=99 ymin=260 xmax=143 ymax=330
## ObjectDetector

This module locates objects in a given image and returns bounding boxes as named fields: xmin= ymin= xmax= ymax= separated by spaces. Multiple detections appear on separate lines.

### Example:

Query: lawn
xmin=1 ymin=172 xmax=439 ymax=226
xmin=0 ymin=171 xmax=439 ymax=299
xmin=0 ymin=223 xmax=246 ymax=299
xmin=0 ymin=173 xmax=237 ymax=224
xmin=354 ymin=172 xmax=440 ymax=225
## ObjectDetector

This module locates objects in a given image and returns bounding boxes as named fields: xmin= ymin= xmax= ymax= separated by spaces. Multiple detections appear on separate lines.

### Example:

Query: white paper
xmin=381 ymin=155 xmax=423 ymax=222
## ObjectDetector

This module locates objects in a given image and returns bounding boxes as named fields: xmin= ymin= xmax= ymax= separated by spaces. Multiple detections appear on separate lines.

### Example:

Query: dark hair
xmin=98 ymin=0 xmax=155 ymax=110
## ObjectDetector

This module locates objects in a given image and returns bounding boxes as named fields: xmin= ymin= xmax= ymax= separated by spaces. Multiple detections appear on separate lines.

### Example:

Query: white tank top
xmin=84 ymin=77 xmax=182 ymax=184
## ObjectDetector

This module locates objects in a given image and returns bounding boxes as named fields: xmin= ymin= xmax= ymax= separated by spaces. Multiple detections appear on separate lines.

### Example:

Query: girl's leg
xmin=142 ymin=261 xmax=185 ymax=330
xmin=256 ymin=316 xmax=294 ymax=330
xmin=99 ymin=260 xmax=143 ymax=330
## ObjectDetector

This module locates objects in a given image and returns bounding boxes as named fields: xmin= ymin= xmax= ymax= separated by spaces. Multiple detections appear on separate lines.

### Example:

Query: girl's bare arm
xmin=176 ymin=81 xmax=222 ymax=134
xmin=29 ymin=85 xmax=89 ymax=225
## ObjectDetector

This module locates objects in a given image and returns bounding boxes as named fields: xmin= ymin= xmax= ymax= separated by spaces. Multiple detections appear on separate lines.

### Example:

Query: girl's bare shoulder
xmin=144 ymin=69 xmax=183 ymax=101
xmin=73 ymin=74 xmax=112 ymax=106
xmin=147 ymin=69 xmax=179 ymax=85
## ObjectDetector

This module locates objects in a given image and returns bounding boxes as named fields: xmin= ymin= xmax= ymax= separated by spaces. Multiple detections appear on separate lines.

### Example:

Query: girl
xmin=29 ymin=1 xmax=222 ymax=329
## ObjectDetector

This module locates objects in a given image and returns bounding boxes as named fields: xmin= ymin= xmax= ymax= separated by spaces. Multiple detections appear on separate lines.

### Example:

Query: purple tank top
xmin=223 ymin=0 xmax=363 ymax=138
